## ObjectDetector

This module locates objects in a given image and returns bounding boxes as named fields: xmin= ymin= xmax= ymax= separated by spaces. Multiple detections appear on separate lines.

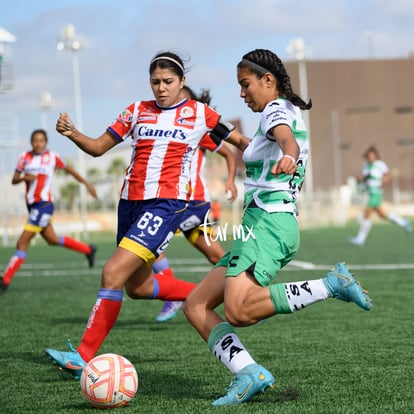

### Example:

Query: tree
xmin=106 ymin=157 xmax=126 ymax=208
xmin=59 ymin=181 xmax=80 ymax=213
xmin=86 ymin=166 xmax=102 ymax=185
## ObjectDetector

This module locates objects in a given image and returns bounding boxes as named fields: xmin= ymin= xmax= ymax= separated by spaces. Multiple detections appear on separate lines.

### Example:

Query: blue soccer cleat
xmin=156 ymin=301 xmax=184 ymax=322
xmin=45 ymin=339 xmax=86 ymax=380
xmin=323 ymin=262 xmax=372 ymax=311
xmin=212 ymin=363 xmax=275 ymax=406
xmin=403 ymin=220 xmax=412 ymax=234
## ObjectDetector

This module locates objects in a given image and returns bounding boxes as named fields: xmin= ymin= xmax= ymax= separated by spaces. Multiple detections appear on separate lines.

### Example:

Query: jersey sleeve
xmin=106 ymin=102 xmax=139 ymax=142
xmin=204 ymin=103 xmax=221 ymax=130
xmin=15 ymin=151 xmax=27 ymax=172
xmin=379 ymin=160 xmax=389 ymax=174
xmin=261 ymin=100 xmax=294 ymax=140
xmin=54 ymin=152 xmax=67 ymax=169
xmin=199 ymin=133 xmax=223 ymax=153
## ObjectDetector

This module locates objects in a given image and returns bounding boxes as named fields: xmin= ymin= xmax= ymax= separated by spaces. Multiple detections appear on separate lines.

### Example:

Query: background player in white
xmin=154 ymin=86 xmax=238 ymax=322
xmin=183 ymin=49 xmax=372 ymax=406
xmin=350 ymin=146 xmax=411 ymax=246
xmin=45 ymin=52 xmax=237 ymax=379
xmin=0 ymin=129 xmax=97 ymax=292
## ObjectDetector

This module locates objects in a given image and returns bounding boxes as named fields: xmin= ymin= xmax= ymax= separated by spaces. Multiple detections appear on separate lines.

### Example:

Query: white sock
xmin=356 ymin=219 xmax=371 ymax=242
xmin=212 ymin=333 xmax=256 ymax=374
xmin=387 ymin=212 xmax=406 ymax=227
xmin=284 ymin=279 xmax=330 ymax=312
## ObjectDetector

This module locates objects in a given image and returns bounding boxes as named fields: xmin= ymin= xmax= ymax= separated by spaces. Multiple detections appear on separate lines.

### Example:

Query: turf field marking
xmin=10 ymin=258 xmax=414 ymax=279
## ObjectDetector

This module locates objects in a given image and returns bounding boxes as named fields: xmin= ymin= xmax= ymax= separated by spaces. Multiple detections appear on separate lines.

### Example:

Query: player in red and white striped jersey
xmin=153 ymin=86 xmax=238 ymax=322
xmin=0 ymin=129 xmax=98 ymax=292
xmin=46 ymin=52 xmax=241 ymax=375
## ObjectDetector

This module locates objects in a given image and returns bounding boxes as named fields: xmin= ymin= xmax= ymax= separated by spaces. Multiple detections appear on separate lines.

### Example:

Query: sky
xmin=1 ymin=0 xmax=414 ymax=165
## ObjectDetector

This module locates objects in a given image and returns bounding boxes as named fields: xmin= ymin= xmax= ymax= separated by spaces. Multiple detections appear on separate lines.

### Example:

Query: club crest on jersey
xmin=117 ymin=109 xmax=133 ymax=125
xmin=41 ymin=153 xmax=50 ymax=164
xmin=179 ymin=106 xmax=194 ymax=119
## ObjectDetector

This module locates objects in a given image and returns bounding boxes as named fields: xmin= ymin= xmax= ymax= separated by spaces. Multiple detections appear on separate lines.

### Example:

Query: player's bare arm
xmin=225 ymin=129 xmax=250 ymax=152
xmin=271 ymin=124 xmax=299 ymax=176
xmin=11 ymin=171 xmax=36 ymax=185
xmin=216 ymin=143 xmax=238 ymax=201
xmin=56 ymin=112 xmax=118 ymax=157
xmin=65 ymin=165 xmax=98 ymax=198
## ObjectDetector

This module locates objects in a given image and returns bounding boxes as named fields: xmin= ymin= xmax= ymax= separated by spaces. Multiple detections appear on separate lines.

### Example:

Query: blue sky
xmin=1 ymin=0 xmax=414 ymax=162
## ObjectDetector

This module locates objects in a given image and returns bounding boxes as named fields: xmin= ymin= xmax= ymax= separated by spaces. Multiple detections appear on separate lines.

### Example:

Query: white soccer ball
xmin=80 ymin=353 xmax=138 ymax=409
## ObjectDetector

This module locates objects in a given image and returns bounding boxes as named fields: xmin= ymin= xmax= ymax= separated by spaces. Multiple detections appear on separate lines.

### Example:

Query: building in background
xmin=285 ymin=58 xmax=414 ymax=195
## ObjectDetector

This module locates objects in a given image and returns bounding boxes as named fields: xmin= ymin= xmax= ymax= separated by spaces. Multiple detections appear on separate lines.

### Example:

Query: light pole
xmin=287 ymin=37 xmax=314 ymax=195
xmin=57 ymin=24 xmax=88 ymax=237
xmin=39 ymin=92 xmax=53 ymax=130
xmin=0 ymin=28 xmax=17 ymax=246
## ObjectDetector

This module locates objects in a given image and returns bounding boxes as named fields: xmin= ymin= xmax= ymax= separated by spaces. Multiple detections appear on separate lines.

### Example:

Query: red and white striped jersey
xmin=190 ymin=135 xmax=223 ymax=201
xmin=107 ymin=99 xmax=221 ymax=201
xmin=15 ymin=150 xmax=66 ymax=205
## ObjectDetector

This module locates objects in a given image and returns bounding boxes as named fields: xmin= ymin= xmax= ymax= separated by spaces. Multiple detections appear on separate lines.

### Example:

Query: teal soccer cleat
xmin=45 ymin=339 xmax=86 ymax=380
xmin=323 ymin=262 xmax=372 ymax=311
xmin=212 ymin=363 xmax=275 ymax=406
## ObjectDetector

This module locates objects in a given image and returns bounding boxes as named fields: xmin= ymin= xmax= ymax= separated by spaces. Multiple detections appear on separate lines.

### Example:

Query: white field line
xmin=10 ymin=258 xmax=414 ymax=278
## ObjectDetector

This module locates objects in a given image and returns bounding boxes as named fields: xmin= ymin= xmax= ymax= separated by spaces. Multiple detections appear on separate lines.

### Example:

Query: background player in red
xmin=0 ymin=129 xmax=97 ymax=292
xmin=45 ymin=52 xmax=237 ymax=379
xmin=154 ymin=86 xmax=238 ymax=322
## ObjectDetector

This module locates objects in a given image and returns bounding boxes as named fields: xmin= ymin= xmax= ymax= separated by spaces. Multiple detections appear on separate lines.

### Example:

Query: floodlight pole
xmin=0 ymin=28 xmax=17 ymax=246
xmin=39 ymin=92 xmax=53 ymax=130
xmin=288 ymin=38 xmax=314 ymax=195
xmin=57 ymin=24 xmax=88 ymax=238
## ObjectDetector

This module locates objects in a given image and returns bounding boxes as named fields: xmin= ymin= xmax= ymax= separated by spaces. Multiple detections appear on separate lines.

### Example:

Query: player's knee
xmin=205 ymin=252 xmax=223 ymax=265
xmin=124 ymin=276 xmax=153 ymax=300
xmin=182 ymin=295 xmax=198 ymax=318
xmin=124 ymin=284 xmax=141 ymax=299
xmin=224 ymin=305 xmax=252 ymax=327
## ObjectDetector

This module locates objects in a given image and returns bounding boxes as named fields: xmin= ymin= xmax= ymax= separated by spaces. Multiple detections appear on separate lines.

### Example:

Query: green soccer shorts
xmin=215 ymin=207 xmax=300 ymax=286
xmin=367 ymin=191 xmax=383 ymax=208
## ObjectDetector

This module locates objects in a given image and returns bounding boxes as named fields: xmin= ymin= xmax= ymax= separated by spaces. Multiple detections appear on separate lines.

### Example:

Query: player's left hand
xmin=225 ymin=182 xmax=238 ymax=202
xmin=86 ymin=183 xmax=98 ymax=198
xmin=271 ymin=155 xmax=297 ymax=176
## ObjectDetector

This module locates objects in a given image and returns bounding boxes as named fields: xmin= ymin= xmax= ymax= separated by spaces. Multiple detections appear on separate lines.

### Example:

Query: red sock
xmin=152 ymin=273 xmax=196 ymax=301
xmin=2 ymin=251 xmax=26 ymax=285
xmin=77 ymin=292 xmax=122 ymax=362
xmin=60 ymin=236 xmax=91 ymax=254
xmin=159 ymin=267 xmax=174 ymax=278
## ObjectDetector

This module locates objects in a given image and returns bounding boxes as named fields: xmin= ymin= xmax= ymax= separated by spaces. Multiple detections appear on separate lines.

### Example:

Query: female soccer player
xmin=349 ymin=146 xmax=411 ymax=246
xmin=183 ymin=49 xmax=372 ymax=406
xmin=154 ymin=86 xmax=238 ymax=322
xmin=45 ymin=52 xmax=235 ymax=378
xmin=0 ymin=129 xmax=97 ymax=292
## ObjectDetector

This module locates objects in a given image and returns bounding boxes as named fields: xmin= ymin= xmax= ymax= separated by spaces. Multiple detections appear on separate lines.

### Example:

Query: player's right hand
xmin=56 ymin=112 xmax=75 ymax=137
xmin=23 ymin=174 xmax=37 ymax=182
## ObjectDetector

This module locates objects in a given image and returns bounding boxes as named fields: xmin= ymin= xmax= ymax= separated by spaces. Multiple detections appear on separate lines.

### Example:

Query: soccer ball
xmin=80 ymin=353 xmax=138 ymax=409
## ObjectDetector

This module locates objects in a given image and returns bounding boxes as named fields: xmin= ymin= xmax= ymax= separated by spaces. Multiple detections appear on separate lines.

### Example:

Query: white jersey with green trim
xmin=362 ymin=159 xmax=388 ymax=193
xmin=242 ymin=98 xmax=309 ymax=214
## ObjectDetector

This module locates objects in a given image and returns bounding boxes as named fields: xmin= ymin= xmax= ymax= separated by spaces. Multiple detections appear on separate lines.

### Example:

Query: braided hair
xmin=238 ymin=49 xmax=312 ymax=110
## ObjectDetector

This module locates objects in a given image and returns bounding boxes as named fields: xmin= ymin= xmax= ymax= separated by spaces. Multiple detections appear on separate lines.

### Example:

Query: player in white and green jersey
xmin=350 ymin=146 xmax=411 ymax=246
xmin=183 ymin=48 xmax=371 ymax=407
